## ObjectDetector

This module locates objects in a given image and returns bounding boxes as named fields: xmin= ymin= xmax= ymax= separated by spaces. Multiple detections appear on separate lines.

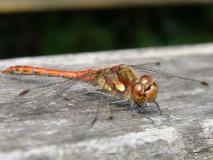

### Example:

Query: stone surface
xmin=0 ymin=43 xmax=213 ymax=160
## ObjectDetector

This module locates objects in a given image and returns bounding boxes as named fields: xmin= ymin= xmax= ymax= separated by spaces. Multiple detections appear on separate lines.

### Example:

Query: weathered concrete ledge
xmin=0 ymin=43 xmax=213 ymax=160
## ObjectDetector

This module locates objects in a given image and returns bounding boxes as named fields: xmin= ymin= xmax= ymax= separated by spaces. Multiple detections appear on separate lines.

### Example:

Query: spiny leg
xmin=130 ymin=110 xmax=154 ymax=123
xmin=131 ymin=100 xmax=168 ymax=118
xmin=154 ymin=101 xmax=162 ymax=115
xmin=91 ymin=100 xmax=115 ymax=126
xmin=154 ymin=101 xmax=169 ymax=117
xmin=107 ymin=99 xmax=131 ymax=120
xmin=91 ymin=103 xmax=113 ymax=122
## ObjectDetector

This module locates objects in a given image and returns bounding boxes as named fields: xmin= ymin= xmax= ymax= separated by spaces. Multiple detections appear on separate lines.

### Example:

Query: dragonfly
xmin=1 ymin=63 xmax=208 ymax=123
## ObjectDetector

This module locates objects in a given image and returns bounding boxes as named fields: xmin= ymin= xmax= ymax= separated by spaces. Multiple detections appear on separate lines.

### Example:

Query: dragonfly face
xmin=131 ymin=75 xmax=158 ymax=105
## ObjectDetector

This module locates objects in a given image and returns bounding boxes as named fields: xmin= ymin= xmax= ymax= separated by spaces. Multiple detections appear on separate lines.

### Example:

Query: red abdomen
xmin=2 ymin=65 xmax=97 ymax=81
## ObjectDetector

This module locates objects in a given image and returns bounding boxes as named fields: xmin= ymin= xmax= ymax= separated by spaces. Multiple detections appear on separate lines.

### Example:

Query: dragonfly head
xmin=131 ymin=75 xmax=158 ymax=105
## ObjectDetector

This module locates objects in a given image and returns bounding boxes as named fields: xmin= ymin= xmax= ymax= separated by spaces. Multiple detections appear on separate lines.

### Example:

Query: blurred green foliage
xmin=0 ymin=6 xmax=213 ymax=59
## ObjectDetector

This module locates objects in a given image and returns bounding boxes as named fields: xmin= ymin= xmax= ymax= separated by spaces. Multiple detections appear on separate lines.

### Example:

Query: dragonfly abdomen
xmin=2 ymin=65 xmax=96 ymax=80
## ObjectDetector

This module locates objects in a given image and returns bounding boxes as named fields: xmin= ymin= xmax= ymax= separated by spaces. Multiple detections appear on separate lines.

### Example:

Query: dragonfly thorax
xmin=131 ymin=75 xmax=158 ymax=105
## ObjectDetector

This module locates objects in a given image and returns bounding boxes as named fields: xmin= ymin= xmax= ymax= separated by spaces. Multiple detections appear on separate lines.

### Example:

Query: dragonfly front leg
xmin=154 ymin=101 xmax=162 ymax=115
xmin=153 ymin=101 xmax=169 ymax=117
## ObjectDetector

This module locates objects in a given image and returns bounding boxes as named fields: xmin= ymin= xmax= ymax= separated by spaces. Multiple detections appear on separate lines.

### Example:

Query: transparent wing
xmin=130 ymin=63 xmax=208 ymax=86
xmin=17 ymin=72 xmax=98 ymax=98
xmin=2 ymin=70 xmax=125 ymax=125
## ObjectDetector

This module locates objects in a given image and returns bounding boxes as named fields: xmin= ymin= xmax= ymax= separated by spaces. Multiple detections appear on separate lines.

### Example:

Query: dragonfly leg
xmin=63 ymin=90 xmax=120 ymax=121
xmin=106 ymin=104 xmax=113 ymax=120
xmin=154 ymin=101 xmax=169 ymax=117
xmin=106 ymin=99 xmax=131 ymax=120
xmin=130 ymin=101 xmax=168 ymax=117
xmin=130 ymin=111 xmax=154 ymax=123
xmin=154 ymin=101 xmax=162 ymax=115
xmin=90 ymin=105 xmax=99 ymax=127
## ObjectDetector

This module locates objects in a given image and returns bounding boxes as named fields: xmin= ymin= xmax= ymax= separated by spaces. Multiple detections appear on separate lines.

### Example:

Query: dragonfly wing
xmin=130 ymin=62 xmax=161 ymax=68
xmin=130 ymin=64 xmax=172 ymax=79
xmin=130 ymin=64 xmax=207 ymax=86
xmin=2 ymin=72 xmax=98 ymax=115
xmin=3 ymin=71 xmax=125 ymax=122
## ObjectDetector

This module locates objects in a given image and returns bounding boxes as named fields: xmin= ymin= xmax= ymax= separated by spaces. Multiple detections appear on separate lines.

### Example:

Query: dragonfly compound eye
xmin=140 ymin=75 xmax=158 ymax=102
xmin=131 ymin=82 xmax=145 ymax=105
xmin=140 ymin=74 xmax=155 ymax=84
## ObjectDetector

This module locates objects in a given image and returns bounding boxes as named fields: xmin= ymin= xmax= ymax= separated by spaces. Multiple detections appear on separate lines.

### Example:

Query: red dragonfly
xmin=1 ymin=63 xmax=208 ymax=121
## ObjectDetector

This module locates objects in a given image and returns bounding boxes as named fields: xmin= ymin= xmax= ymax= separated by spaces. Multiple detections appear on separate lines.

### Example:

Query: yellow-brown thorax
xmin=94 ymin=64 xmax=158 ymax=105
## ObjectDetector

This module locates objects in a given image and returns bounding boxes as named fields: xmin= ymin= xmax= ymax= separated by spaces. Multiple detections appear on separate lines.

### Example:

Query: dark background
xmin=0 ymin=5 xmax=213 ymax=59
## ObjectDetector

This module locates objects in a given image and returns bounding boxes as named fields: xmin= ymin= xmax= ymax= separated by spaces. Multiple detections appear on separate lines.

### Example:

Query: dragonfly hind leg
xmin=106 ymin=99 xmax=130 ymax=120
xmin=89 ymin=102 xmax=113 ymax=127
xmin=107 ymin=99 xmax=130 ymax=120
